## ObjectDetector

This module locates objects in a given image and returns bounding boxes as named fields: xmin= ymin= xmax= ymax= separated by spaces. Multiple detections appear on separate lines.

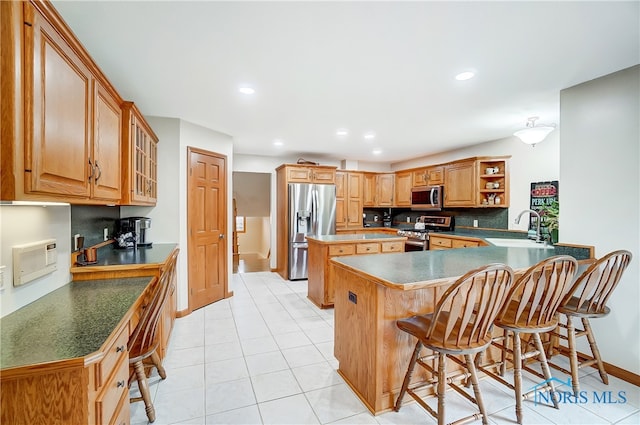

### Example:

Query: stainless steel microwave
xmin=411 ymin=186 xmax=443 ymax=210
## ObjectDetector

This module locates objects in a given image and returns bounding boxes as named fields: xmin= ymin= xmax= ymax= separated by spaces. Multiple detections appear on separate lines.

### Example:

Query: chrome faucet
xmin=514 ymin=209 xmax=542 ymax=243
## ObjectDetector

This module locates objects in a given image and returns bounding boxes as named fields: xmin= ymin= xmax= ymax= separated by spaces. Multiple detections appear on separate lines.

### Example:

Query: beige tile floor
xmin=130 ymin=272 xmax=640 ymax=425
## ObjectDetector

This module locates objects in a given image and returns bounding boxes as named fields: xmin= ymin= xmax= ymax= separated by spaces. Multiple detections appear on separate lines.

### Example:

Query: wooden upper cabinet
xmin=476 ymin=158 xmax=510 ymax=207
xmin=282 ymin=165 xmax=336 ymax=184
xmin=362 ymin=173 xmax=376 ymax=207
xmin=121 ymin=102 xmax=159 ymax=205
xmin=335 ymin=171 xmax=363 ymax=230
xmin=363 ymin=173 xmax=394 ymax=207
xmin=377 ymin=173 xmax=395 ymax=206
xmin=412 ymin=168 xmax=428 ymax=187
xmin=4 ymin=1 xmax=124 ymax=204
xmin=346 ymin=172 xmax=363 ymax=228
xmin=412 ymin=166 xmax=443 ymax=187
xmin=92 ymin=82 xmax=122 ymax=201
xmin=395 ymin=171 xmax=412 ymax=206
xmin=427 ymin=166 xmax=444 ymax=185
xmin=23 ymin=3 xmax=93 ymax=198
xmin=444 ymin=160 xmax=476 ymax=207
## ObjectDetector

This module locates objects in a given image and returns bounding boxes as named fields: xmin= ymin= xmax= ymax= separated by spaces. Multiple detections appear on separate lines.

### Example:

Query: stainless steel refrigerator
xmin=288 ymin=183 xmax=336 ymax=280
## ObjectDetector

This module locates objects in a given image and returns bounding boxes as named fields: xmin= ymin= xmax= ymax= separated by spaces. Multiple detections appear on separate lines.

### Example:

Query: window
xmin=235 ymin=216 xmax=245 ymax=233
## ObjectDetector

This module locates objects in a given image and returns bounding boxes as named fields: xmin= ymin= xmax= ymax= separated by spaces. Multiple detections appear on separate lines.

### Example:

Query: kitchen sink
xmin=485 ymin=238 xmax=553 ymax=249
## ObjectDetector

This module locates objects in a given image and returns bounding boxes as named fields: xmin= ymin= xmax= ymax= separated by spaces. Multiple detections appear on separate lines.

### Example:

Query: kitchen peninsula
xmin=330 ymin=244 xmax=594 ymax=414
xmin=306 ymin=233 xmax=406 ymax=308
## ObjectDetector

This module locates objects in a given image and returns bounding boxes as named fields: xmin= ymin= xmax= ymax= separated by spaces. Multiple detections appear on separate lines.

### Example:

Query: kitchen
xmin=1 ymin=1 xmax=638 ymax=424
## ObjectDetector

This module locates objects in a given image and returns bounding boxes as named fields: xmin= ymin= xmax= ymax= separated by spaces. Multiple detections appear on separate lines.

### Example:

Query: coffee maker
xmin=115 ymin=217 xmax=152 ymax=248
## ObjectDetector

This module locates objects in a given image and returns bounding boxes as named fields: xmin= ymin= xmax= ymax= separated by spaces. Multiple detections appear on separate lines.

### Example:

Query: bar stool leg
xmin=150 ymin=350 xmax=166 ymax=380
xmin=532 ymin=333 xmax=559 ymax=409
xmin=512 ymin=332 xmax=523 ymax=425
xmin=465 ymin=354 xmax=488 ymax=425
xmin=583 ymin=318 xmax=608 ymax=385
xmin=394 ymin=341 xmax=422 ymax=412
xmin=437 ymin=353 xmax=447 ymax=425
xmin=566 ymin=316 xmax=581 ymax=396
xmin=500 ymin=328 xmax=509 ymax=377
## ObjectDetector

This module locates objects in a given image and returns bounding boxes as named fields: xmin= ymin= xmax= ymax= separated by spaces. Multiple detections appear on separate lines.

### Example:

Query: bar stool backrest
xmin=563 ymin=250 xmax=632 ymax=315
xmin=499 ymin=255 xmax=578 ymax=329
xmin=427 ymin=263 xmax=514 ymax=349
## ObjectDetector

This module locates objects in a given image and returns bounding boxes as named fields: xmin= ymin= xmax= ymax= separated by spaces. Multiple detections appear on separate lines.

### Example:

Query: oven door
xmin=404 ymin=239 xmax=427 ymax=251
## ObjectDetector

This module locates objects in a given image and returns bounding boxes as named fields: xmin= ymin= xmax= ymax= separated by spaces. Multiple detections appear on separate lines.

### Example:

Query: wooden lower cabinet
xmin=429 ymin=234 xmax=488 ymax=250
xmin=307 ymin=237 xmax=405 ymax=308
xmin=1 ymin=319 xmax=133 ymax=425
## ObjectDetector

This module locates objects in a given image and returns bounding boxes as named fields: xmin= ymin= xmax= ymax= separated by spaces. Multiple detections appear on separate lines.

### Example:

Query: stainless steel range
xmin=397 ymin=215 xmax=454 ymax=251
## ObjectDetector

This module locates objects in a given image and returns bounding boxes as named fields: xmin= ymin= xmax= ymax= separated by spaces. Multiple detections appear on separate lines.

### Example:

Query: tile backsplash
xmin=70 ymin=205 xmax=120 ymax=249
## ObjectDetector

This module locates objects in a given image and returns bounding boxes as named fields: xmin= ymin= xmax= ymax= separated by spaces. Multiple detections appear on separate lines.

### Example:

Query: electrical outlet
xmin=103 ymin=228 xmax=109 ymax=241
xmin=74 ymin=234 xmax=80 ymax=251
xmin=473 ymin=220 xmax=478 ymax=228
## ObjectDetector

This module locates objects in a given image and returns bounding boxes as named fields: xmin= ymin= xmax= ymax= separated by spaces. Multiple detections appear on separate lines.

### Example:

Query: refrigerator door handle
xmin=311 ymin=188 xmax=318 ymax=235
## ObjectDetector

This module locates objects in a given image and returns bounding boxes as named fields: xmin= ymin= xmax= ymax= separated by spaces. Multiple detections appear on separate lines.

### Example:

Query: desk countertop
xmin=0 ymin=277 xmax=153 ymax=369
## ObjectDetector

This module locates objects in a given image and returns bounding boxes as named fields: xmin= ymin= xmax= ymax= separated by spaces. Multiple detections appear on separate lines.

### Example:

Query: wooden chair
xmin=128 ymin=249 xmax=179 ymax=422
xmin=550 ymin=250 xmax=632 ymax=396
xmin=394 ymin=263 xmax=514 ymax=425
xmin=478 ymin=255 xmax=578 ymax=425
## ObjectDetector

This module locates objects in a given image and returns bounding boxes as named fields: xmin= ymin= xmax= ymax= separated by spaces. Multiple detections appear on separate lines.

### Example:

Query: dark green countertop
xmin=307 ymin=234 xmax=406 ymax=243
xmin=0 ymin=277 xmax=153 ymax=370
xmin=86 ymin=243 xmax=177 ymax=267
xmin=331 ymin=245 xmax=592 ymax=291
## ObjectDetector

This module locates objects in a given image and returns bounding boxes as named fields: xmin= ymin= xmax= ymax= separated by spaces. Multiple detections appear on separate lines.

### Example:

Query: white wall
xmin=237 ymin=217 xmax=270 ymax=258
xmin=0 ymin=205 xmax=71 ymax=317
xmin=132 ymin=116 xmax=234 ymax=313
xmin=559 ymin=65 xmax=639 ymax=374
xmin=390 ymin=132 xmax=560 ymax=229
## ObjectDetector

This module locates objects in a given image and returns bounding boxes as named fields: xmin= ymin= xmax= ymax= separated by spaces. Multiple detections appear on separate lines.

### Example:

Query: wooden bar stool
xmin=550 ymin=250 xmax=632 ymax=396
xmin=129 ymin=249 xmax=179 ymax=422
xmin=477 ymin=255 xmax=578 ymax=425
xmin=394 ymin=263 xmax=514 ymax=425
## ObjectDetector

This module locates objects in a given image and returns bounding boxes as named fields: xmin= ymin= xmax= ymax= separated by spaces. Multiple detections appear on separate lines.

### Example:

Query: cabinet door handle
xmin=116 ymin=345 xmax=126 ymax=353
xmin=116 ymin=380 xmax=126 ymax=388
xmin=94 ymin=161 xmax=102 ymax=182
xmin=88 ymin=159 xmax=94 ymax=180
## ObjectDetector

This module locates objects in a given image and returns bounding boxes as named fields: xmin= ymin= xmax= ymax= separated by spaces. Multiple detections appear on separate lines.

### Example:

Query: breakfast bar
xmin=330 ymin=244 xmax=594 ymax=414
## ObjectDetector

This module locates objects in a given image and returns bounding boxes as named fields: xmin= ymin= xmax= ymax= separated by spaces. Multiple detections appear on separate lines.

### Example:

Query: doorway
xmin=232 ymin=171 xmax=271 ymax=273
xmin=187 ymin=147 xmax=229 ymax=311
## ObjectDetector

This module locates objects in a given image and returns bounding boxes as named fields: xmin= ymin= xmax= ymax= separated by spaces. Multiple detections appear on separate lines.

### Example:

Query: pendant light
xmin=514 ymin=116 xmax=556 ymax=146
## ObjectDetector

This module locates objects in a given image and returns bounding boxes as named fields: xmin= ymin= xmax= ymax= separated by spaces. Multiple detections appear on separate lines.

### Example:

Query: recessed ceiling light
xmin=372 ymin=149 xmax=382 ymax=155
xmin=336 ymin=129 xmax=349 ymax=136
xmin=455 ymin=71 xmax=475 ymax=81
xmin=238 ymin=86 xmax=255 ymax=94
xmin=273 ymin=139 xmax=284 ymax=147
xmin=364 ymin=132 xmax=376 ymax=140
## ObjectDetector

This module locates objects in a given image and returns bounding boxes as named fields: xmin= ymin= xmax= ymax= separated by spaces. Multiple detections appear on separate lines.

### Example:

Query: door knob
xmin=219 ymin=234 xmax=225 ymax=239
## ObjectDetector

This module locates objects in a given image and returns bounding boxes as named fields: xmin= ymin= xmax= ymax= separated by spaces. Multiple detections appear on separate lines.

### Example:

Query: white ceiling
xmin=53 ymin=1 xmax=639 ymax=163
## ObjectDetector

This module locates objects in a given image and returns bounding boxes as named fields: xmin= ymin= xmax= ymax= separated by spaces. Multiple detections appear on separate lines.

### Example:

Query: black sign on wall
xmin=529 ymin=180 xmax=559 ymax=231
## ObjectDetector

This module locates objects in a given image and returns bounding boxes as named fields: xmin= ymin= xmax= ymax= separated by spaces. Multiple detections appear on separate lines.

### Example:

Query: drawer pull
xmin=117 ymin=380 xmax=126 ymax=388
xmin=116 ymin=345 xmax=126 ymax=353
xmin=366 ymin=247 xmax=370 ymax=251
